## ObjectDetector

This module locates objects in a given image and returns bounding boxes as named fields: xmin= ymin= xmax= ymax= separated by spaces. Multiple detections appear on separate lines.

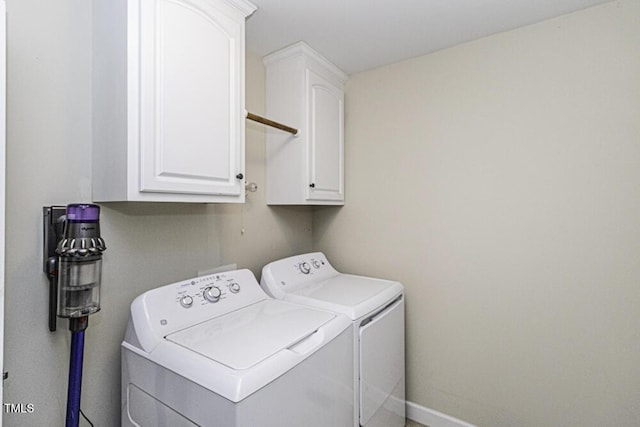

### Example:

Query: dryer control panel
xmin=296 ymin=256 xmax=326 ymax=275
xmin=260 ymin=252 xmax=340 ymax=299
xmin=128 ymin=269 xmax=269 ymax=353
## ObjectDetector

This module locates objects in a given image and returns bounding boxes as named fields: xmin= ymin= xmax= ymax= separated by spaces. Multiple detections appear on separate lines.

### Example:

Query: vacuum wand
xmin=66 ymin=320 xmax=87 ymax=426
xmin=43 ymin=203 xmax=106 ymax=427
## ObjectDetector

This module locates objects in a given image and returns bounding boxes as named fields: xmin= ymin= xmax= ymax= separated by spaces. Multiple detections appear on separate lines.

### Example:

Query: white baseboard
xmin=406 ymin=401 xmax=477 ymax=427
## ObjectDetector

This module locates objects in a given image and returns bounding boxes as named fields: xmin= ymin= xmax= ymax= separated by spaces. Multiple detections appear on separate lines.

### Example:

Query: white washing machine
xmin=122 ymin=268 xmax=354 ymax=427
xmin=260 ymin=252 xmax=405 ymax=427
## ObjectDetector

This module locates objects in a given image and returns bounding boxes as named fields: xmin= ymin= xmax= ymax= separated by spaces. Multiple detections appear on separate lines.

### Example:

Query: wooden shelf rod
xmin=246 ymin=112 xmax=298 ymax=136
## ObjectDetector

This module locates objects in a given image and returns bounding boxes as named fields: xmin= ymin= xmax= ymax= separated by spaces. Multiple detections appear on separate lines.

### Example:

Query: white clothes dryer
xmin=122 ymin=268 xmax=354 ymax=427
xmin=261 ymin=252 xmax=405 ymax=427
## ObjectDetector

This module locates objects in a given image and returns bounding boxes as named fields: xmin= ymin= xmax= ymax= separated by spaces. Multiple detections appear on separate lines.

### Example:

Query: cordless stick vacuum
xmin=44 ymin=204 xmax=106 ymax=427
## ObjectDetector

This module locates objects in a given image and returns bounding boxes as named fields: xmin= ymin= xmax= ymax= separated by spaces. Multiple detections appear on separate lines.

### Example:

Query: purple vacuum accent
xmin=66 ymin=204 xmax=100 ymax=222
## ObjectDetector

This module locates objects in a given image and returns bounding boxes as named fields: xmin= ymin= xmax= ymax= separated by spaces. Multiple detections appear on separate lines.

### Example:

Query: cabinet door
xmin=306 ymin=69 xmax=344 ymax=202
xmin=138 ymin=0 xmax=243 ymax=196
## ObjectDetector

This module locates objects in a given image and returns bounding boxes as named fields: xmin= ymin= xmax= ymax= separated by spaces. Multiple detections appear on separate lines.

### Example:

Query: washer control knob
xmin=228 ymin=282 xmax=241 ymax=294
xmin=311 ymin=260 xmax=321 ymax=269
xmin=179 ymin=295 xmax=193 ymax=308
xmin=299 ymin=262 xmax=311 ymax=274
xmin=203 ymin=286 xmax=222 ymax=303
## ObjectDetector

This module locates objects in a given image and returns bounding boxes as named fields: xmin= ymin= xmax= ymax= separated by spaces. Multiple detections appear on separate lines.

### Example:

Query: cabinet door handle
xmin=309 ymin=183 xmax=315 ymax=188
xmin=236 ymin=173 xmax=244 ymax=180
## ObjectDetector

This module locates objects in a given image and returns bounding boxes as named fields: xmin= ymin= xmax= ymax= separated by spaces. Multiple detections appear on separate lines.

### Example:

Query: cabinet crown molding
xmin=220 ymin=0 xmax=257 ymax=17
xmin=263 ymin=41 xmax=348 ymax=84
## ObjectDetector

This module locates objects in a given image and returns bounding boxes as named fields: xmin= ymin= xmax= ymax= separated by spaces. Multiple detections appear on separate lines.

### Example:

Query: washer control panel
xmin=129 ymin=269 xmax=268 ymax=350
xmin=173 ymin=275 xmax=246 ymax=309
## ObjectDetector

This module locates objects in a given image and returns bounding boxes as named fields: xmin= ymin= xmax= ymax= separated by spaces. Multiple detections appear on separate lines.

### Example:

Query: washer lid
xmin=289 ymin=274 xmax=403 ymax=320
xmin=165 ymin=300 xmax=335 ymax=370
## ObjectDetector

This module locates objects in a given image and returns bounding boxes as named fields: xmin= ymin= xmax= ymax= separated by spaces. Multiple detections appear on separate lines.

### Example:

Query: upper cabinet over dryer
xmin=92 ymin=0 xmax=256 ymax=203
xmin=264 ymin=42 xmax=348 ymax=205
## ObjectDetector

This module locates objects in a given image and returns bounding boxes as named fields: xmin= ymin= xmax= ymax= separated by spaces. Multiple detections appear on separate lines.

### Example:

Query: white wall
xmin=2 ymin=1 xmax=311 ymax=425
xmin=0 ymin=0 xmax=5 ymax=414
xmin=314 ymin=1 xmax=640 ymax=426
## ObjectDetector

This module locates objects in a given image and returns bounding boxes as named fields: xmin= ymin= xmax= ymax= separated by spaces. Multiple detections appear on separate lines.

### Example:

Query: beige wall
xmin=3 ymin=1 xmax=311 ymax=425
xmin=5 ymin=0 xmax=639 ymax=426
xmin=314 ymin=1 xmax=640 ymax=425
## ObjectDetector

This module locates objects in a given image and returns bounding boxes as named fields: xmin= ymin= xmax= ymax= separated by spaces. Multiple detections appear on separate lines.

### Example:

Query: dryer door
xmin=359 ymin=297 xmax=405 ymax=427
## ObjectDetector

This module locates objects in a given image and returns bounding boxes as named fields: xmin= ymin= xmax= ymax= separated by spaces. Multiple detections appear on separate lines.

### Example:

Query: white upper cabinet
xmin=264 ymin=42 xmax=347 ymax=205
xmin=92 ymin=0 xmax=256 ymax=203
